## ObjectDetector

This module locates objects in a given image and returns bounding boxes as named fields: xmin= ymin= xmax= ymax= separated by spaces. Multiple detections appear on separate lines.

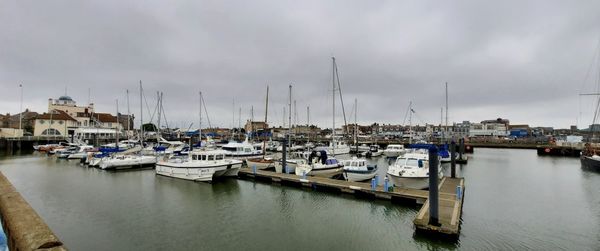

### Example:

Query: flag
xmin=410 ymin=108 xmax=415 ymax=113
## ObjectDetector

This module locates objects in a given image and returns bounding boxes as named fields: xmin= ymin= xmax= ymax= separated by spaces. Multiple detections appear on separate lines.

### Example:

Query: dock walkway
xmin=238 ymin=168 xmax=464 ymax=237
xmin=413 ymin=177 xmax=465 ymax=236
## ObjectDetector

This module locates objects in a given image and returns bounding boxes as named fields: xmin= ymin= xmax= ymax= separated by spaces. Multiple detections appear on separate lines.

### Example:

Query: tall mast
xmin=199 ymin=91 xmax=203 ymax=147
xmin=288 ymin=84 xmax=292 ymax=148
xmin=251 ymin=105 xmax=254 ymax=138
xmin=409 ymin=101 xmax=413 ymax=144
xmin=238 ymin=106 xmax=242 ymax=139
xmin=307 ymin=106 xmax=310 ymax=126
xmin=445 ymin=82 xmax=449 ymax=140
xmin=139 ymin=81 xmax=144 ymax=147
xmin=354 ymin=98 xmax=357 ymax=146
xmin=126 ymin=89 xmax=130 ymax=138
xmin=156 ymin=92 xmax=162 ymax=143
xmin=293 ymin=100 xmax=297 ymax=129
xmin=332 ymin=57 xmax=336 ymax=155
xmin=262 ymin=86 xmax=269 ymax=158
xmin=115 ymin=99 xmax=119 ymax=148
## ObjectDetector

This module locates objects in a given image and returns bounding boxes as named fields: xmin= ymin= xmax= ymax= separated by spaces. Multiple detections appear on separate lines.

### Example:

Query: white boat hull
xmin=387 ymin=174 xmax=431 ymax=190
xmin=295 ymin=165 xmax=343 ymax=178
xmin=343 ymin=170 xmax=377 ymax=182
xmin=155 ymin=165 xmax=216 ymax=182
xmin=246 ymin=159 xmax=275 ymax=170
xmin=274 ymin=161 xmax=297 ymax=174
xmin=100 ymin=156 xmax=157 ymax=170
xmin=383 ymin=150 xmax=404 ymax=158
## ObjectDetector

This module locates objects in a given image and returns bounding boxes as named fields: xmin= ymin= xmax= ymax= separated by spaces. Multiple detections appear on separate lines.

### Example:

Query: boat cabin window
xmin=245 ymin=148 xmax=251 ymax=153
xmin=201 ymin=155 xmax=207 ymax=161
xmin=406 ymin=158 xmax=420 ymax=167
xmin=192 ymin=155 xmax=198 ymax=160
xmin=207 ymin=155 xmax=215 ymax=161
xmin=215 ymin=155 xmax=224 ymax=160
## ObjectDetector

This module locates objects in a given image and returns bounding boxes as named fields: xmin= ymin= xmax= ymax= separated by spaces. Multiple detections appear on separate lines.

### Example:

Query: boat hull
xmin=580 ymin=156 xmax=600 ymax=172
xmin=99 ymin=156 xmax=157 ymax=170
xmin=155 ymin=164 xmax=216 ymax=182
xmin=295 ymin=165 xmax=343 ymax=178
xmin=387 ymin=174 xmax=431 ymax=190
xmin=343 ymin=169 xmax=377 ymax=182
xmin=246 ymin=158 xmax=275 ymax=170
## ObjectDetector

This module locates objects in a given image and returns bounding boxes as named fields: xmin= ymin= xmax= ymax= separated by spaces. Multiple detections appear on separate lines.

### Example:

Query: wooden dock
xmin=413 ymin=177 xmax=465 ymax=237
xmin=238 ymin=168 xmax=464 ymax=238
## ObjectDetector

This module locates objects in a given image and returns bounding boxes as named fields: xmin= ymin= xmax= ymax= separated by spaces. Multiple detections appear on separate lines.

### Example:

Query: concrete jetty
xmin=0 ymin=172 xmax=66 ymax=250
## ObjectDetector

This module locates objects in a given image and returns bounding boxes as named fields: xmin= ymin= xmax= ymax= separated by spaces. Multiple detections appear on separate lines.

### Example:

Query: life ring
xmin=544 ymin=148 xmax=551 ymax=153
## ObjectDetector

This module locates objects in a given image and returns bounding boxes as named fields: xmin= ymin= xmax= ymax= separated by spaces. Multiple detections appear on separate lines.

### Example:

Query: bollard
xmin=281 ymin=136 xmax=287 ymax=174
xmin=450 ymin=141 xmax=456 ymax=178
xmin=456 ymin=186 xmax=462 ymax=200
xmin=374 ymin=174 xmax=379 ymax=187
xmin=371 ymin=178 xmax=376 ymax=191
xmin=302 ymin=170 xmax=306 ymax=179
xmin=252 ymin=165 xmax=257 ymax=175
xmin=459 ymin=138 xmax=465 ymax=160
xmin=428 ymin=146 xmax=440 ymax=226
xmin=384 ymin=176 xmax=389 ymax=192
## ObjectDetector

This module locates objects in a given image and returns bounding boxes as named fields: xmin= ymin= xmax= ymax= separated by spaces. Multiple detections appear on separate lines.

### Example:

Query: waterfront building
xmin=33 ymin=110 xmax=78 ymax=137
xmin=469 ymin=119 xmax=509 ymax=137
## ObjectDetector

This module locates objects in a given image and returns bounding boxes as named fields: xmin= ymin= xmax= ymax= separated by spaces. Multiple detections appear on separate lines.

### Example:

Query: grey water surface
xmin=0 ymin=148 xmax=598 ymax=250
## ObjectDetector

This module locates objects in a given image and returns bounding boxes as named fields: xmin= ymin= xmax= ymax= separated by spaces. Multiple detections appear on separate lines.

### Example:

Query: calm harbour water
xmin=0 ymin=148 xmax=599 ymax=250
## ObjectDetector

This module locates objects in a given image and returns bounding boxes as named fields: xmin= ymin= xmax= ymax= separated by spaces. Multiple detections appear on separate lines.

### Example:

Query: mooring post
xmin=371 ymin=178 xmax=376 ymax=191
xmin=281 ymin=136 xmax=287 ymax=174
xmin=428 ymin=146 xmax=440 ymax=226
xmin=302 ymin=170 xmax=306 ymax=179
xmin=459 ymin=138 xmax=464 ymax=160
xmin=384 ymin=176 xmax=389 ymax=192
xmin=374 ymin=174 xmax=379 ymax=187
xmin=252 ymin=165 xmax=257 ymax=175
xmin=450 ymin=141 xmax=456 ymax=178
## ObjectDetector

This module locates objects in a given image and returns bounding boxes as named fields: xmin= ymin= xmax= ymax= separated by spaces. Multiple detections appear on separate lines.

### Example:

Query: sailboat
xmin=342 ymin=99 xmax=378 ymax=181
xmin=315 ymin=57 xmax=351 ymax=156
xmin=247 ymin=86 xmax=278 ymax=170
xmin=99 ymin=82 xmax=158 ymax=170
xmin=295 ymin=57 xmax=345 ymax=178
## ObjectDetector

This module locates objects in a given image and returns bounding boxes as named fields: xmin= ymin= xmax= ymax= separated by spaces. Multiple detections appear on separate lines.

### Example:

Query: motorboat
xmin=246 ymin=157 xmax=276 ymax=170
xmin=386 ymin=149 xmax=442 ymax=189
xmin=221 ymin=137 xmax=262 ymax=159
xmin=342 ymin=157 xmax=378 ymax=182
xmin=153 ymin=140 xmax=187 ymax=155
xmin=382 ymin=144 xmax=406 ymax=158
xmin=67 ymin=145 xmax=96 ymax=159
xmin=55 ymin=147 xmax=78 ymax=158
xmin=350 ymin=144 xmax=370 ymax=153
xmin=360 ymin=145 xmax=383 ymax=158
xmin=155 ymin=150 xmax=243 ymax=182
xmin=99 ymin=154 xmax=158 ymax=170
xmin=294 ymin=150 xmax=344 ymax=178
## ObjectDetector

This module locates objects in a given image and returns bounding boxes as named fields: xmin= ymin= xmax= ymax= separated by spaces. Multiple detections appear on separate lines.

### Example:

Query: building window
xmin=84 ymin=120 xmax=87 ymax=126
xmin=41 ymin=128 xmax=61 ymax=136
xmin=40 ymin=120 xmax=45 ymax=124
xmin=59 ymin=121 xmax=64 ymax=125
xmin=108 ymin=123 xmax=112 ymax=127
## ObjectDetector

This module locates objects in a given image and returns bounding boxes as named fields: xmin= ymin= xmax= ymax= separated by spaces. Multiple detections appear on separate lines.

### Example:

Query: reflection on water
xmin=0 ymin=148 xmax=599 ymax=250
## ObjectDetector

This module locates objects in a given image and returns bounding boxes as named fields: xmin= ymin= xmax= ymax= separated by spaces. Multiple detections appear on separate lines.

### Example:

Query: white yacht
xmin=315 ymin=141 xmax=351 ymax=156
xmin=221 ymin=138 xmax=262 ymax=159
xmin=359 ymin=145 xmax=383 ymax=158
xmin=342 ymin=157 xmax=378 ymax=182
xmin=67 ymin=145 xmax=96 ymax=159
xmin=382 ymin=144 xmax=406 ymax=157
xmin=294 ymin=150 xmax=344 ymax=178
xmin=386 ymin=149 xmax=442 ymax=189
xmin=155 ymin=150 xmax=243 ymax=182
xmin=99 ymin=154 xmax=158 ymax=170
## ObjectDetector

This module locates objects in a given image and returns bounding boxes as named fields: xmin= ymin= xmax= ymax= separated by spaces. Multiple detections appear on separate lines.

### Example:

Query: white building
xmin=469 ymin=122 xmax=508 ymax=137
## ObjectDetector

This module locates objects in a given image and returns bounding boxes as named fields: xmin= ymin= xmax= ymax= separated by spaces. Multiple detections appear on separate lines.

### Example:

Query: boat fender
xmin=545 ymin=148 xmax=551 ymax=153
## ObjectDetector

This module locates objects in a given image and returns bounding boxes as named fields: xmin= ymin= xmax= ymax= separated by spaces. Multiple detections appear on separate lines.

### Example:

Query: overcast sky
xmin=2 ymin=1 xmax=600 ymax=129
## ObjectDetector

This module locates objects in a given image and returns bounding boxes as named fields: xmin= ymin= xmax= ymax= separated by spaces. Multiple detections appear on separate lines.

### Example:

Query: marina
xmin=0 ymin=148 xmax=598 ymax=250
